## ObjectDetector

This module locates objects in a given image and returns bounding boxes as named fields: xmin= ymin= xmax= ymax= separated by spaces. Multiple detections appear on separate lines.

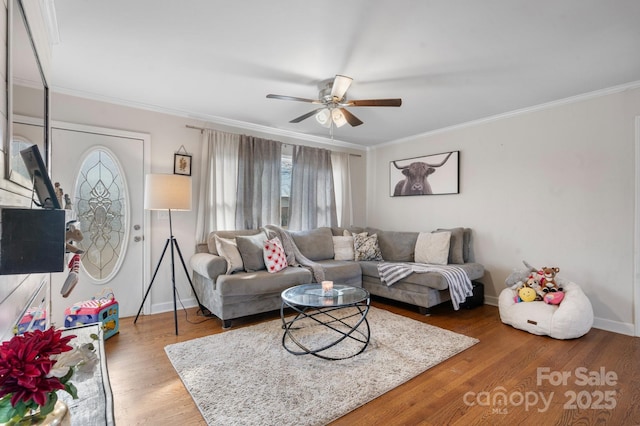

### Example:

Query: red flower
xmin=0 ymin=328 xmax=75 ymax=408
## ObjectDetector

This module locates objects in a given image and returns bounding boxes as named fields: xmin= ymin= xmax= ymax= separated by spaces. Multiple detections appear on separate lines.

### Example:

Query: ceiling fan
xmin=266 ymin=75 xmax=402 ymax=128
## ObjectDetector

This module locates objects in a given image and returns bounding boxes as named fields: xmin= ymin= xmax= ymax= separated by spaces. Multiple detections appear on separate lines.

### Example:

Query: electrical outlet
xmin=157 ymin=210 xmax=169 ymax=220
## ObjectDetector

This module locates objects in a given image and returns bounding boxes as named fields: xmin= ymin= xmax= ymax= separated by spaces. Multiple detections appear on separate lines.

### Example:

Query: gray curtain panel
xmin=235 ymin=135 xmax=282 ymax=229
xmin=196 ymin=129 xmax=239 ymax=241
xmin=289 ymin=145 xmax=338 ymax=230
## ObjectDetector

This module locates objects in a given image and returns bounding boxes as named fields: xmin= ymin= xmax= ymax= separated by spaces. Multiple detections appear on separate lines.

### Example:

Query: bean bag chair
xmin=498 ymin=279 xmax=593 ymax=339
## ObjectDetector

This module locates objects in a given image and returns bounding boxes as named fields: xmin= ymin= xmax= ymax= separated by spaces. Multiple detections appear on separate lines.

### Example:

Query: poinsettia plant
xmin=0 ymin=327 xmax=79 ymax=422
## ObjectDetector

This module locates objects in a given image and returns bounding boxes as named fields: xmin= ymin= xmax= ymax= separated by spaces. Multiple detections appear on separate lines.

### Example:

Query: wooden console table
xmin=60 ymin=324 xmax=115 ymax=426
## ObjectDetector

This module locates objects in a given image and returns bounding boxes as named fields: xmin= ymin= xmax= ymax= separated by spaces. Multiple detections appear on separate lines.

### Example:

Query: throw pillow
xmin=415 ymin=231 xmax=451 ymax=265
xmin=433 ymin=227 xmax=465 ymax=264
xmin=263 ymin=237 xmax=287 ymax=273
xmin=353 ymin=232 xmax=383 ymax=261
xmin=333 ymin=236 xmax=355 ymax=261
xmin=236 ymin=232 xmax=268 ymax=272
xmin=214 ymin=235 xmax=244 ymax=274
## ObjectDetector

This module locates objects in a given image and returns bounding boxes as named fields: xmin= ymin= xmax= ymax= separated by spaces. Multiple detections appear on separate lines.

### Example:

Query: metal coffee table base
xmin=281 ymin=302 xmax=370 ymax=360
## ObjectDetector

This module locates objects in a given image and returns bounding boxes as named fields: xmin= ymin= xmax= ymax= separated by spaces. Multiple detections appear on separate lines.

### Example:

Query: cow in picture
xmin=392 ymin=152 xmax=453 ymax=196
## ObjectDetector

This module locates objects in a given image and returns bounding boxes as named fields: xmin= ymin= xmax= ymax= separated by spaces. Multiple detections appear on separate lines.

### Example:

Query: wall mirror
xmin=7 ymin=0 xmax=49 ymax=188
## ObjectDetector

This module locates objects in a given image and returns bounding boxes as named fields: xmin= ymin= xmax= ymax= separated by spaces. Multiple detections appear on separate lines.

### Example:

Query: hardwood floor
xmin=105 ymin=299 xmax=640 ymax=425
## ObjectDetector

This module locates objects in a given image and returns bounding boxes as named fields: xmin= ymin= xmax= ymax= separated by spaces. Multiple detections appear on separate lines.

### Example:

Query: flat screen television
xmin=19 ymin=145 xmax=61 ymax=209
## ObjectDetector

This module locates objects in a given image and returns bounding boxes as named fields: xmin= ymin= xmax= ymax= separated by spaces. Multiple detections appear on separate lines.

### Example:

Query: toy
xmin=65 ymin=220 xmax=84 ymax=254
xmin=524 ymin=272 xmax=545 ymax=300
xmin=518 ymin=286 xmax=537 ymax=302
xmin=540 ymin=266 xmax=563 ymax=293
xmin=504 ymin=260 xmax=537 ymax=287
xmin=64 ymin=293 xmax=119 ymax=339
xmin=544 ymin=291 xmax=565 ymax=305
xmin=17 ymin=308 xmax=47 ymax=334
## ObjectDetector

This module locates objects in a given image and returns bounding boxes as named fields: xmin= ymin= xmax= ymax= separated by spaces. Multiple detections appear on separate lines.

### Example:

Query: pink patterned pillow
xmin=263 ymin=237 xmax=287 ymax=273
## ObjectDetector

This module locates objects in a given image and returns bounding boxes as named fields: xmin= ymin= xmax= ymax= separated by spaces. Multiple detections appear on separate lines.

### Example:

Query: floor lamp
xmin=134 ymin=173 xmax=202 ymax=335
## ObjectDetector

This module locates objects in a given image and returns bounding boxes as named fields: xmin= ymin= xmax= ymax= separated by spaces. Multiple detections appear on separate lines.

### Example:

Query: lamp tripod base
xmin=134 ymin=235 xmax=201 ymax=335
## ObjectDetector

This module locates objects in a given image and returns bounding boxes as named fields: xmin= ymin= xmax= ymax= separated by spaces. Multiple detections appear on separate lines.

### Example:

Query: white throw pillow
xmin=214 ymin=235 xmax=244 ymax=274
xmin=414 ymin=231 xmax=451 ymax=265
xmin=333 ymin=236 xmax=354 ymax=260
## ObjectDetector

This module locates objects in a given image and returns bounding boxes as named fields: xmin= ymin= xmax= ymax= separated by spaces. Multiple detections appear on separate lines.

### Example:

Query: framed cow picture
xmin=389 ymin=150 xmax=459 ymax=196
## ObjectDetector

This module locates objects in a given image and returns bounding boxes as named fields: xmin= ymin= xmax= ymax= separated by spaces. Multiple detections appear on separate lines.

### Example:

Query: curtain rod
xmin=186 ymin=124 xmax=362 ymax=157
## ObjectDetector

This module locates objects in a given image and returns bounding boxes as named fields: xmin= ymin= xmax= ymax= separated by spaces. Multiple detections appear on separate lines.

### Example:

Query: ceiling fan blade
xmin=340 ymin=108 xmax=363 ymax=127
xmin=289 ymin=108 xmax=326 ymax=123
xmin=266 ymin=94 xmax=321 ymax=103
xmin=330 ymin=75 xmax=353 ymax=100
xmin=344 ymin=98 xmax=402 ymax=107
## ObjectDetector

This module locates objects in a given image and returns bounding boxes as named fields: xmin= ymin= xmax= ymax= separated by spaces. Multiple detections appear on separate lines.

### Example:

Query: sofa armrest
xmin=190 ymin=253 xmax=227 ymax=280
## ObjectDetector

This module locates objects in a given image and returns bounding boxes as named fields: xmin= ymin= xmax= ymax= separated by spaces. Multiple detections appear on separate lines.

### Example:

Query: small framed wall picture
xmin=174 ymin=153 xmax=192 ymax=176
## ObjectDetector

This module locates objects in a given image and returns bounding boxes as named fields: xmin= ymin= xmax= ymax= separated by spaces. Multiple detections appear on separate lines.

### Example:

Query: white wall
xmin=50 ymin=92 xmax=367 ymax=317
xmin=367 ymin=85 xmax=640 ymax=335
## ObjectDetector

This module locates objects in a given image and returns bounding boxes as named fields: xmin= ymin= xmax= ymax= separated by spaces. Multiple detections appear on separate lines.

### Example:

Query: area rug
xmin=164 ymin=307 xmax=478 ymax=426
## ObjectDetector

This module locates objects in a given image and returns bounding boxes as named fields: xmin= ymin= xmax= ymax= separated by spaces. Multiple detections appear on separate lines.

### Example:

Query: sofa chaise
xmin=189 ymin=226 xmax=485 ymax=328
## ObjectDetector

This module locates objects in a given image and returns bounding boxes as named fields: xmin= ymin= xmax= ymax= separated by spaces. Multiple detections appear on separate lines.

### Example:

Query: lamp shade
xmin=144 ymin=174 xmax=192 ymax=211
xmin=331 ymin=109 xmax=348 ymax=127
xmin=315 ymin=109 xmax=332 ymax=128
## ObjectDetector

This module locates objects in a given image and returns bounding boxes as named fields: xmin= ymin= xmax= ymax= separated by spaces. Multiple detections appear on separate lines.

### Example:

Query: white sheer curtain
xmin=289 ymin=145 xmax=337 ymax=230
xmin=235 ymin=135 xmax=282 ymax=229
xmin=195 ymin=129 xmax=239 ymax=242
xmin=331 ymin=152 xmax=353 ymax=227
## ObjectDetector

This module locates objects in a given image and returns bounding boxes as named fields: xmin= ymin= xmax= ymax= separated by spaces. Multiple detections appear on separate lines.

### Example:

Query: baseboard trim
xmin=151 ymin=298 xmax=199 ymax=315
xmin=484 ymin=296 xmax=499 ymax=306
xmin=592 ymin=318 xmax=635 ymax=336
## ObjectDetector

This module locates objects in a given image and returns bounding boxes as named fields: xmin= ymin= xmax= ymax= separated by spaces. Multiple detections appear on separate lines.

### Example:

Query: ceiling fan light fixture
xmin=330 ymin=75 xmax=353 ymax=100
xmin=315 ymin=108 xmax=332 ymax=127
xmin=331 ymin=108 xmax=348 ymax=127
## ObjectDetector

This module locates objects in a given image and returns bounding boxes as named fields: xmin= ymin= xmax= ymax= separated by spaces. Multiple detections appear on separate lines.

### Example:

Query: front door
xmin=50 ymin=122 xmax=149 ymax=322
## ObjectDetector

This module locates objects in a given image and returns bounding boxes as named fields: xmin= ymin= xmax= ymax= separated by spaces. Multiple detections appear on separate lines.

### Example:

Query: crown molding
xmin=51 ymin=86 xmax=367 ymax=152
xmin=376 ymin=80 xmax=640 ymax=149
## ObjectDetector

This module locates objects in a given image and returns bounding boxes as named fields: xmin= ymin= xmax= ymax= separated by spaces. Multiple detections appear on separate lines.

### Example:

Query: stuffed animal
xmin=544 ymin=291 xmax=564 ymax=305
xmin=505 ymin=260 xmax=537 ymax=287
xmin=518 ymin=286 xmax=537 ymax=302
xmin=524 ymin=273 xmax=544 ymax=300
xmin=65 ymin=220 xmax=84 ymax=254
xmin=540 ymin=266 xmax=562 ymax=293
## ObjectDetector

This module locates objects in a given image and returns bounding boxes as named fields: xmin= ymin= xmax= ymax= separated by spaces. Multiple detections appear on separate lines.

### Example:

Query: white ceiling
xmin=49 ymin=0 xmax=640 ymax=147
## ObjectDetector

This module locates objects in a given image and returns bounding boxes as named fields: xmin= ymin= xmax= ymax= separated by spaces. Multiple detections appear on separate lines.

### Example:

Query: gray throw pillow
xmin=214 ymin=235 xmax=244 ymax=274
xmin=236 ymin=232 xmax=268 ymax=272
xmin=433 ymin=227 xmax=465 ymax=264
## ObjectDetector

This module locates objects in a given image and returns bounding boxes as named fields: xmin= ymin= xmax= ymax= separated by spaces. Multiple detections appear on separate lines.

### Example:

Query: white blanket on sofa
xmin=377 ymin=262 xmax=473 ymax=310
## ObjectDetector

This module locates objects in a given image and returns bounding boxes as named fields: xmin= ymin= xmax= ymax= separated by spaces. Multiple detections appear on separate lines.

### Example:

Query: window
xmin=280 ymin=155 xmax=292 ymax=227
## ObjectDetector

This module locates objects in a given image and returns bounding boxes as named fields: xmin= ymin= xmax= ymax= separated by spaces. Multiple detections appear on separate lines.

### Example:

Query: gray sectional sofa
xmin=189 ymin=226 xmax=484 ymax=328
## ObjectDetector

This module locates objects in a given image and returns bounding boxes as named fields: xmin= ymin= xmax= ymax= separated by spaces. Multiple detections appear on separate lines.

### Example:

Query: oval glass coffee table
xmin=280 ymin=283 xmax=370 ymax=360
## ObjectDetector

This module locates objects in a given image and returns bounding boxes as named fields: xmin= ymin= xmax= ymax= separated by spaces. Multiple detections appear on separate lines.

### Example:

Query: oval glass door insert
xmin=74 ymin=148 xmax=129 ymax=282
